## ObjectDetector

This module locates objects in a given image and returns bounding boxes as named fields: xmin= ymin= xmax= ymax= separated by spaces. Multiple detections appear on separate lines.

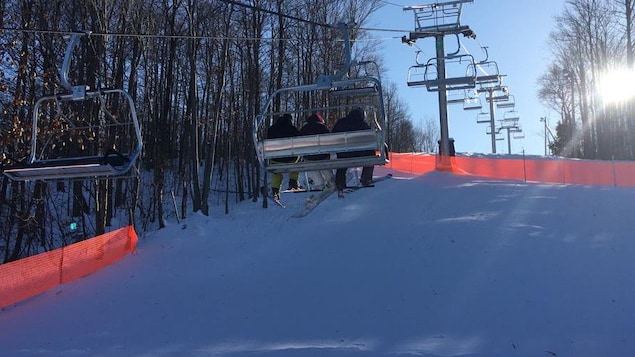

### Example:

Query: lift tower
xmin=404 ymin=0 xmax=475 ymax=165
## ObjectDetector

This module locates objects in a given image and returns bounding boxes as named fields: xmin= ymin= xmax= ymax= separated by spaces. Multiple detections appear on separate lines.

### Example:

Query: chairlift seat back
xmin=254 ymin=76 xmax=388 ymax=174
xmin=3 ymin=88 xmax=142 ymax=181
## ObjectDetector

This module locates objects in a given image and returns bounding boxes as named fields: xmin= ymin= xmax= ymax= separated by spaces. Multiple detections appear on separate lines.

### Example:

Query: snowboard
xmin=301 ymin=169 xmax=335 ymax=191
xmin=341 ymin=173 xmax=393 ymax=195
xmin=291 ymin=179 xmax=336 ymax=218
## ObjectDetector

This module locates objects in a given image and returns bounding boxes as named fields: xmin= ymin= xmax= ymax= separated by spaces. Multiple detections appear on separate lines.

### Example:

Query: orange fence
xmin=0 ymin=225 xmax=138 ymax=309
xmin=386 ymin=152 xmax=635 ymax=187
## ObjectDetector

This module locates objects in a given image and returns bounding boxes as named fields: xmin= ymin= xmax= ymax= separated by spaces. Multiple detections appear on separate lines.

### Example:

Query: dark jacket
xmin=332 ymin=108 xmax=370 ymax=133
xmin=300 ymin=113 xmax=330 ymax=160
xmin=332 ymin=108 xmax=375 ymax=158
xmin=267 ymin=114 xmax=300 ymax=163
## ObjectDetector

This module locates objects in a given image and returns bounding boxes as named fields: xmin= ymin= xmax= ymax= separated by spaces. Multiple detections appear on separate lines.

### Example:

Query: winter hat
xmin=306 ymin=113 xmax=325 ymax=124
xmin=348 ymin=107 xmax=365 ymax=121
xmin=278 ymin=113 xmax=293 ymax=125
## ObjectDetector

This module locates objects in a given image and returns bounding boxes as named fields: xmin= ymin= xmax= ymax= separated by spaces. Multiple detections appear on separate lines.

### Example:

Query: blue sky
xmin=369 ymin=0 xmax=566 ymax=155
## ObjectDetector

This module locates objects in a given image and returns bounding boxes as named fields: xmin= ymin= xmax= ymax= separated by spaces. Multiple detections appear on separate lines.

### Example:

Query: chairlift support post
xmin=496 ymin=119 xmax=522 ymax=154
xmin=486 ymin=89 xmax=497 ymax=153
xmin=3 ymin=34 xmax=142 ymax=181
xmin=503 ymin=126 xmax=523 ymax=154
xmin=476 ymin=85 xmax=509 ymax=154
xmin=403 ymin=0 xmax=475 ymax=164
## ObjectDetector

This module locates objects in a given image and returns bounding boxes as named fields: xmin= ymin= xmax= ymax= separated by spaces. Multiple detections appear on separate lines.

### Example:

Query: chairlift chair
xmin=407 ymin=54 xmax=477 ymax=92
xmin=486 ymin=126 xmax=502 ymax=135
xmin=490 ymin=86 xmax=510 ymax=102
xmin=406 ymin=62 xmax=434 ymax=88
xmin=512 ymin=129 xmax=525 ymax=139
xmin=503 ymin=110 xmax=520 ymax=122
xmin=254 ymin=23 xmax=388 ymax=176
xmin=2 ymin=34 xmax=142 ymax=181
xmin=463 ymin=96 xmax=482 ymax=111
xmin=496 ymin=94 xmax=515 ymax=109
xmin=447 ymin=90 xmax=466 ymax=105
xmin=466 ymin=60 xmax=501 ymax=86
xmin=476 ymin=112 xmax=491 ymax=124
xmin=254 ymin=78 xmax=387 ymax=174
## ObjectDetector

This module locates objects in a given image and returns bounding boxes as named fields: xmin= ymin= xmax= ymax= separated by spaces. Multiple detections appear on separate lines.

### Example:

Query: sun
xmin=599 ymin=68 xmax=635 ymax=105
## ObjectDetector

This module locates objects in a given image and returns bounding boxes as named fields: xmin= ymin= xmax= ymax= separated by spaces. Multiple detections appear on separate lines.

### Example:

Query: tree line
xmin=0 ymin=0 xmax=430 ymax=263
xmin=538 ymin=0 xmax=635 ymax=160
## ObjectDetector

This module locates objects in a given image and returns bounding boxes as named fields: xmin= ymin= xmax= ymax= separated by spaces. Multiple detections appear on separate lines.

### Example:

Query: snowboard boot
xmin=271 ymin=187 xmax=280 ymax=201
xmin=361 ymin=179 xmax=374 ymax=187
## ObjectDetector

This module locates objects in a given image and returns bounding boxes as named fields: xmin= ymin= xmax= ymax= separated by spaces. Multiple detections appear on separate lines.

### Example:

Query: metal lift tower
xmin=403 ymin=0 xmax=475 ymax=165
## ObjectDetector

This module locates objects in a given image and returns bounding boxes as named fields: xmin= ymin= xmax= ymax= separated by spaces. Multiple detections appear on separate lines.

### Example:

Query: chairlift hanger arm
xmin=478 ymin=46 xmax=490 ymax=63
xmin=415 ymin=50 xmax=424 ymax=65
xmin=447 ymin=34 xmax=461 ymax=57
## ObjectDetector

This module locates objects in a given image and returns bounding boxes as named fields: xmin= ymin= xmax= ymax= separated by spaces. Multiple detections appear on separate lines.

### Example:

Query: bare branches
xmin=540 ymin=0 xmax=635 ymax=159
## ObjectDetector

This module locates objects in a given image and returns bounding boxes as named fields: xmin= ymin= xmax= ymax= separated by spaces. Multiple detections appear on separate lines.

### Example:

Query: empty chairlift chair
xmin=2 ymin=35 xmax=142 ymax=181
xmin=407 ymin=54 xmax=477 ymax=92
xmin=466 ymin=48 xmax=502 ymax=87
xmin=496 ymin=94 xmax=516 ymax=109
xmin=463 ymin=95 xmax=482 ymax=111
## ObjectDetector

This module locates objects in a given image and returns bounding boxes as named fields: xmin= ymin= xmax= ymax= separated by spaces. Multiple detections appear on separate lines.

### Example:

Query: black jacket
xmin=267 ymin=114 xmax=300 ymax=139
xmin=267 ymin=114 xmax=300 ymax=163
xmin=332 ymin=108 xmax=375 ymax=158
xmin=300 ymin=113 xmax=330 ymax=160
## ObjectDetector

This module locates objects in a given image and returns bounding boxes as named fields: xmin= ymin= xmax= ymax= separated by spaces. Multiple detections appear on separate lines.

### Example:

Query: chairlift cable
xmin=0 ymin=25 xmax=409 ymax=44
xmin=0 ymin=26 xmax=289 ymax=42
xmin=217 ymin=0 xmax=333 ymax=29
xmin=377 ymin=0 xmax=405 ymax=7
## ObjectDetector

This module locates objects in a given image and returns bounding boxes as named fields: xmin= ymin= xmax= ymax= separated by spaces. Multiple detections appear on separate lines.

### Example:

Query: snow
xmin=1 ymin=166 xmax=635 ymax=357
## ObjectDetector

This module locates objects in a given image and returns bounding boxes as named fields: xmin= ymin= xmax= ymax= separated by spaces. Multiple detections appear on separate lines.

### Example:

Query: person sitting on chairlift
xmin=299 ymin=113 xmax=334 ymax=190
xmin=267 ymin=113 xmax=301 ymax=200
xmin=332 ymin=107 xmax=375 ymax=192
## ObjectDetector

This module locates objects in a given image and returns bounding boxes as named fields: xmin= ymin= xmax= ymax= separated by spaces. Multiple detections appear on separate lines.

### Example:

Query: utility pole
xmin=540 ymin=117 xmax=547 ymax=156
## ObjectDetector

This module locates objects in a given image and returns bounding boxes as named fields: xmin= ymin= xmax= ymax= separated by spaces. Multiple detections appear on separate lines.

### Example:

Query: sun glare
xmin=599 ymin=69 xmax=635 ymax=105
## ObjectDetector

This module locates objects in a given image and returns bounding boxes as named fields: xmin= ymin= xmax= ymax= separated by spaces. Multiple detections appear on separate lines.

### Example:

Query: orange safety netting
xmin=386 ymin=153 xmax=635 ymax=187
xmin=0 ymin=225 xmax=138 ymax=309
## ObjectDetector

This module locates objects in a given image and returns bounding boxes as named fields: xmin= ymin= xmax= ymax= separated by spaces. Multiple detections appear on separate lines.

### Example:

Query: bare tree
xmin=540 ymin=0 xmax=631 ymax=160
xmin=0 ymin=0 xmax=393 ymax=262
xmin=417 ymin=118 xmax=439 ymax=153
